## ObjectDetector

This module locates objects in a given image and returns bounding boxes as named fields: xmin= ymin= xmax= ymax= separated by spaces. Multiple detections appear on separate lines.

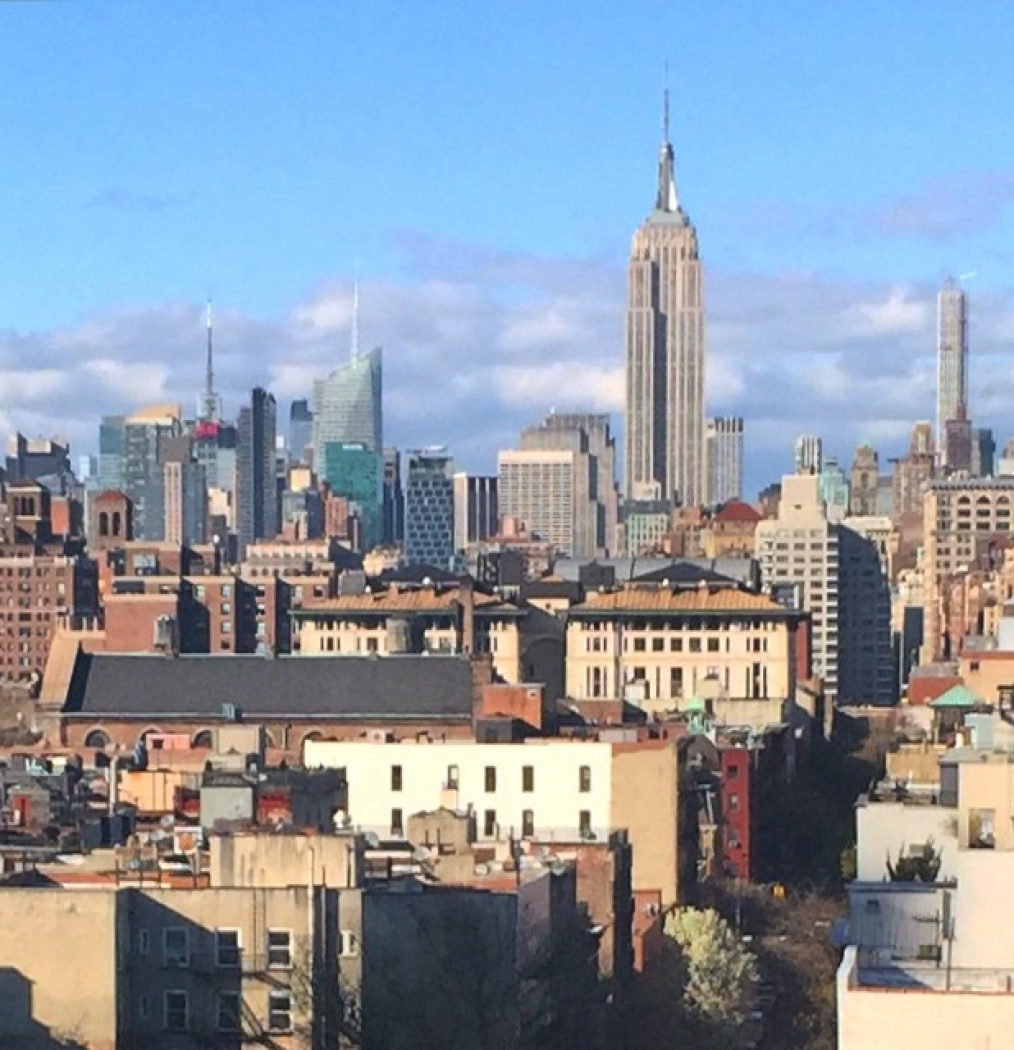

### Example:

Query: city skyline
xmin=3 ymin=5 xmax=1014 ymax=492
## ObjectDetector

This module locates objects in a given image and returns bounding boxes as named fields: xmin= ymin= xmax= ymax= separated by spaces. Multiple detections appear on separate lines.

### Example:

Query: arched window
xmin=192 ymin=730 xmax=214 ymax=749
xmin=84 ymin=728 xmax=111 ymax=749
xmin=98 ymin=512 xmax=110 ymax=537
xmin=111 ymin=511 xmax=122 ymax=537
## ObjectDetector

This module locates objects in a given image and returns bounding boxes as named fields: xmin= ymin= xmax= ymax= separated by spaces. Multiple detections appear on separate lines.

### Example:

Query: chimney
xmin=458 ymin=576 xmax=475 ymax=656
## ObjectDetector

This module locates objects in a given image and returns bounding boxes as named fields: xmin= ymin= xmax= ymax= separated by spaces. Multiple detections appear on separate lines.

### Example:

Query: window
xmin=970 ymin=808 xmax=996 ymax=849
xmin=522 ymin=765 xmax=534 ymax=792
xmin=727 ymin=763 xmax=739 ymax=780
xmin=339 ymin=930 xmax=358 ymax=957
xmin=391 ymin=808 xmax=404 ymax=836
xmin=217 ymin=991 xmax=241 ymax=1032
xmin=447 ymin=764 xmax=459 ymax=789
xmin=139 ymin=995 xmax=150 ymax=1020
xmin=707 ymin=638 xmax=720 ymax=653
xmin=216 ymin=930 xmax=240 ymax=968
xmin=484 ymin=809 xmax=497 ymax=837
xmin=163 ymin=928 xmax=189 ymax=967
xmin=138 ymin=929 xmax=150 ymax=955
xmin=484 ymin=766 xmax=497 ymax=792
xmin=522 ymin=809 xmax=534 ymax=837
xmin=689 ymin=638 xmax=702 ymax=653
xmin=579 ymin=810 xmax=592 ymax=838
xmin=267 ymin=930 xmax=292 ymax=969
xmin=164 ymin=990 xmax=188 ymax=1032
xmin=579 ymin=766 xmax=591 ymax=793
xmin=729 ymin=793 xmax=740 ymax=811
xmin=633 ymin=637 xmax=646 ymax=652
xmin=652 ymin=637 xmax=665 ymax=652
xmin=222 ymin=584 xmax=233 ymax=599
xmin=391 ymin=765 xmax=403 ymax=792
xmin=268 ymin=991 xmax=292 ymax=1033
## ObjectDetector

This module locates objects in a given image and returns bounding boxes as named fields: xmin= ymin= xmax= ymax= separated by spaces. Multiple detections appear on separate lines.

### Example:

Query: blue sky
xmin=3 ymin=1 xmax=1014 ymax=492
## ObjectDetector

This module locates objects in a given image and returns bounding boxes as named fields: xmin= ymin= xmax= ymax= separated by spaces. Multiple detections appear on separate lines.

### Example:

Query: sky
xmin=3 ymin=1 xmax=1014 ymax=494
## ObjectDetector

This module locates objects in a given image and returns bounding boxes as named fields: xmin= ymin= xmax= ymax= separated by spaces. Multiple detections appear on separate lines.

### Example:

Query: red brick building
xmin=41 ymin=648 xmax=494 ymax=764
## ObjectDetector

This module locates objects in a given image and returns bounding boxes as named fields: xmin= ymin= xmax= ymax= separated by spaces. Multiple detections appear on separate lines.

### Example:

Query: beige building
xmin=756 ymin=474 xmax=841 ymax=701
xmin=757 ymin=474 xmax=894 ymax=705
xmin=497 ymin=449 xmax=592 ymax=559
xmin=290 ymin=581 xmax=524 ymax=682
xmin=0 ymin=881 xmax=339 ymax=1049
xmin=564 ymin=582 xmax=802 ymax=715
xmin=922 ymin=477 xmax=1014 ymax=661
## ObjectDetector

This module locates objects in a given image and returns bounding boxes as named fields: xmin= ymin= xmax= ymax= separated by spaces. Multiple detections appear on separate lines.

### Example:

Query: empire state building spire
xmin=655 ymin=86 xmax=685 ymax=218
xmin=201 ymin=299 xmax=220 ymax=425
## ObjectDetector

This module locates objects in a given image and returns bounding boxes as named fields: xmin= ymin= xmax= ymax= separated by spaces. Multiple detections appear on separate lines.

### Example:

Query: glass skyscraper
xmin=323 ymin=442 xmax=381 ymax=551
xmin=404 ymin=447 xmax=455 ymax=568
xmin=312 ymin=348 xmax=382 ymax=478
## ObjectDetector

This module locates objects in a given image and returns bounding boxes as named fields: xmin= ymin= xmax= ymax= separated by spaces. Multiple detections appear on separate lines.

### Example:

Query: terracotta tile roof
xmin=295 ymin=587 xmax=519 ymax=616
xmin=713 ymin=500 xmax=762 ymax=525
xmin=570 ymin=585 xmax=789 ymax=615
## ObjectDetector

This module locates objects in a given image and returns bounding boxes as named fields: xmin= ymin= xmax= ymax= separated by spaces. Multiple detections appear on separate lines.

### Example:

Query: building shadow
xmin=0 ymin=967 xmax=87 ymax=1048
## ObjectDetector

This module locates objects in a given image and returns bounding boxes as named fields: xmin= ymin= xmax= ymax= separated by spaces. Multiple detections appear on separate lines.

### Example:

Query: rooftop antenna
xmin=351 ymin=263 xmax=360 ymax=359
xmin=201 ymin=298 xmax=219 ymax=424
xmin=663 ymin=60 xmax=670 ymax=144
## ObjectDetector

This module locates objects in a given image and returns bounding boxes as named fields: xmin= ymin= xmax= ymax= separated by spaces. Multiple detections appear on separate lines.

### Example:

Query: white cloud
xmin=845 ymin=286 xmax=930 ymax=338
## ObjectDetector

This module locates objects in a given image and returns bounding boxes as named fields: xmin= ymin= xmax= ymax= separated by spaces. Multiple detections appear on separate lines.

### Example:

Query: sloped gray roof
xmin=63 ymin=652 xmax=474 ymax=721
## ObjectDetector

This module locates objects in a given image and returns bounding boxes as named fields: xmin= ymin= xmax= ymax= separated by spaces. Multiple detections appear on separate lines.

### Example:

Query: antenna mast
xmin=201 ymin=298 xmax=220 ymax=424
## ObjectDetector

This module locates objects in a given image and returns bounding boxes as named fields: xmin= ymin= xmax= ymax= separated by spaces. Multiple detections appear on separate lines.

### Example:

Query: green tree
xmin=664 ymin=907 xmax=758 ymax=1039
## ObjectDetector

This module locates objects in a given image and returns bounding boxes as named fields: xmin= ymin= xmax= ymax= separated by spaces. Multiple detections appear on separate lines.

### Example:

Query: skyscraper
xmin=97 ymin=415 xmax=126 ymax=491
xmin=236 ymin=388 xmax=278 ymax=549
xmin=122 ymin=405 xmax=182 ymax=540
xmin=312 ymin=348 xmax=382 ymax=479
xmin=453 ymin=473 xmax=499 ymax=553
xmin=705 ymin=416 xmax=743 ymax=505
xmin=794 ymin=435 xmax=823 ymax=475
xmin=288 ymin=399 xmax=313 ymax=465
xmin=518 ymin=412 xmax=617 ymax=556
xmin=624 ymin=93 xmax=705 ymax=507
xmin=381 ymin=447 xmax=404 ymax=546
xmin=936 ymin=280 xmax=968 ymax=456
xmin=322 ymin=442 xmax=381 ymax=551
xmin=848 ymin=444 xmax=879 ymax=516
xmin=497 ymin=450 xmax=584 ymax=557
xmin=404 ymin=447 xmax=455 ymax=568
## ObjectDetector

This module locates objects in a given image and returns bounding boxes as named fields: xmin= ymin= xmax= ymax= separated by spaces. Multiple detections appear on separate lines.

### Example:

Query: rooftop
xmin=60 ymin=650 xmax=477 ymax=721
xmin=291 ymin=585 xmax=520 ymax=617
xmin=569 ymin=585 xmax=792 ymax=616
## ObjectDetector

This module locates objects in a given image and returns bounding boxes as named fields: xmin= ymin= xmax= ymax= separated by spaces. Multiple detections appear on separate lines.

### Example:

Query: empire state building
xmin=624 ymin=96 xmax=705 ymax=507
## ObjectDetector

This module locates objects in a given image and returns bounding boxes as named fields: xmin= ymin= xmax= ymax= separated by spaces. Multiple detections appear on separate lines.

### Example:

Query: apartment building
xmin=564 ymin=581 xmax=805 ymax=725
xmin=756 ymin=474 xmax=841 ymax=702
xmin=922 ymin=477 xmax=1014 ymax=661
xmin=0 ymin=882 xmax=333 ymax=1049
xmin=290 ymin=580 xmax=524 ymax=683
xmin=305 ymin=736 xmax=683 ymax=904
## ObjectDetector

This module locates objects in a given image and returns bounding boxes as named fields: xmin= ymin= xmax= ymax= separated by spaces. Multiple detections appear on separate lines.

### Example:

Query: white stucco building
xmin=305 ymin=736 xmax=685 ymax=903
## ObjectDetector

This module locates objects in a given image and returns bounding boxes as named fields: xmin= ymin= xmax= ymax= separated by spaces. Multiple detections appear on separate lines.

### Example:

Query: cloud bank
xmin=2 ymin=237 xmax=1013 ymax=496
